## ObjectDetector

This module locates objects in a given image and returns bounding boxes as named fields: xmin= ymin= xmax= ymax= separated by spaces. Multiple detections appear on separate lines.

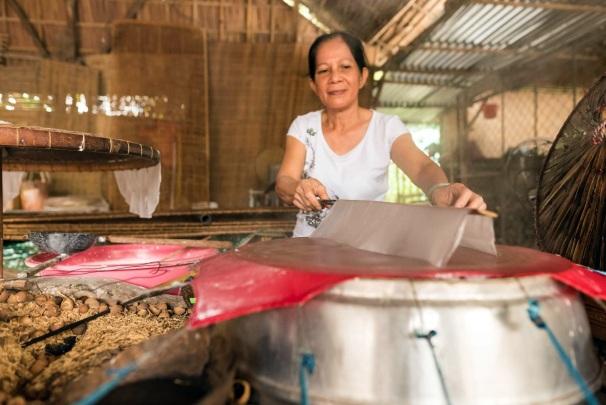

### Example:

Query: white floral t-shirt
xmin=287 ymin=110 xmax=409 ymax=237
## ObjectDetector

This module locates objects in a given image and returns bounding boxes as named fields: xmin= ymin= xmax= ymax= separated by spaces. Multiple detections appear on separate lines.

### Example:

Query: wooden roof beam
xmin=66 ymin=0 xmax=79 ymax=62
xmin=367 ymin=0 xmax=448 ymax=67
xmin=383 ymin=78 xmax=466 ymax=88
xmin=469 ymin=0 xmax=606 ymax=13
xmin=381 ymin=0 xmax=470 ymax=71
xmin=388 ymin=66 xmax=489 ymax=76
xmin=102 ymin=0 xmax=145 ymax=53
xmin=284 ymin=0 xmax=344 ymax=32
xmin=126 ymin=0 xmax=147 ymax=19
xmin=379 ymin=100 xmax=453 ymax=108
xmin=6 ymin=0 xmax=50 ymax=58
xmin=409 ymin=42 xmax=601 ymax=60
xmin=369 ymin=1 xmax=419 ymax=45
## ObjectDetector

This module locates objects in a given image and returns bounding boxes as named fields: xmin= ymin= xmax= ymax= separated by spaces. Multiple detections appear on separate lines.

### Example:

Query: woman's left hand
xmin=431 ymin=183 xmax=486 ymax=210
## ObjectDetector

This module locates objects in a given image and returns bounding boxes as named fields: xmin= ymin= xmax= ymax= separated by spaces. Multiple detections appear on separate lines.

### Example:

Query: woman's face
xmin=310 ymin=38 xmax=368 ymax=111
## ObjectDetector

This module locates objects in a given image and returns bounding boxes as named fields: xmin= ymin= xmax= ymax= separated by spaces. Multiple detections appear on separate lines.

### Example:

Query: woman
xmin=276 ymin=32 xmax=486 ymax=237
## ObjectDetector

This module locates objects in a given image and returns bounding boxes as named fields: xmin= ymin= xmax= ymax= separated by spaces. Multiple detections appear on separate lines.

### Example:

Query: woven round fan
xmin=536 ymin=74 xmax=606 ymax=269
xmin=255 ymin=147 xmax=284 ymax=184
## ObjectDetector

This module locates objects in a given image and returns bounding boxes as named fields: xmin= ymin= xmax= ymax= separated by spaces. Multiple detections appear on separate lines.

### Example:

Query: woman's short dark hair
xmin=308 ymin=32 xmax=368 ymax=80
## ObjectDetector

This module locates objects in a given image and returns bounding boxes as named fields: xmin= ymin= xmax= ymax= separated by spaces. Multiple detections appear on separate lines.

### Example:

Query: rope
xmin=527 ymin=299 xmax=599 ymax=405
xmin=414 ymin=330 xmax=453 ymax=405
xmin=299 ymin=352 xmax=315 ymax=405
xmin=410 ymin=281 xmax=452 ymax=405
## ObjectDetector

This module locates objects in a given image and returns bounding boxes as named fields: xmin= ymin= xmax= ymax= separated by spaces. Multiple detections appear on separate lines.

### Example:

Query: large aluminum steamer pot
xmin=231 ymin=275 xmax=601 ymax=405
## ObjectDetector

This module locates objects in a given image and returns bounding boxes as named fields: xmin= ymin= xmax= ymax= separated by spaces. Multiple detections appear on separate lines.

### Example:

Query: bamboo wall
xmin=208 ymin=41 xmax=319 ymax=207
xmin=0 ymin=1 xmax=323 ymax=210
xmin=88 ymin=22 xmax=210 ymax=211
xmin=0 ymin=0 xmax=319 ymax=59
xmin=0 ymin=59 xmax=104 ymax=198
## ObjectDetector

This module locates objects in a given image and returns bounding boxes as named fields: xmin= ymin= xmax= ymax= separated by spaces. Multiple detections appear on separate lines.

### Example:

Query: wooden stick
xmin=473 ymin=208 xmax=498 ymax=219
xmin=105 ymin=235 xmax=233 ymax=249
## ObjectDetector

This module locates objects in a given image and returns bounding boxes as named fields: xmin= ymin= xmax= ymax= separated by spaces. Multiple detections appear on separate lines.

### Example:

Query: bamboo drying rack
xmin=0 ymin=124 xmax=160 ymax=277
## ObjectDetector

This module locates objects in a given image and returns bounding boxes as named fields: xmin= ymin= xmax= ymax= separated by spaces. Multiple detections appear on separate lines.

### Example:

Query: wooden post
xmin=572 ymin=56 xmax=577 ymax=105
xmin=501 ymin=92 xmax=506 ymax=156
xmin=456 ymin=93 xmax=469 ymax=183
xmin=293 ymin=0 xmax=299 ymax=42
xmin=533 ymin=86 xmax=538 ymax=138
xmin=202 ymin=29 xmax=210 ymax=201
xmin=246 ymin=0 xmax=252 ymax=42
xmin=499 ymin=91 xmax=506 ymax=242
xmin=219 ymin=0 xmax=224 ymax=41
xmin=371 ymin=76 xmax=385 ymax=109
xmin=170 ymin=138 xmax=177 ymax=210
xmin=2 ymin=0 xmax=8 ymax=34
xmin=66 ymin=0 xmax=79 ymax=62
xmin=0 ymin=149 xmax=3 ymax=279
xmin=126 ymin=0 xmax=147 ymax=19
xmin=269 ymin=0 xmax=275 ymax=43
xmin=193 ymin=0 xmax=198 ymax=25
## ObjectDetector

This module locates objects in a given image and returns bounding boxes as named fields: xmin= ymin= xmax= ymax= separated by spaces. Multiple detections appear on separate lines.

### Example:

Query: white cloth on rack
xmin=2 ymin=122 xmax=24 ymax=210
xmin=2 ymin=171 xmax=25 ymax=210
xmin=114 ymin=162 xmax=161 ymax=218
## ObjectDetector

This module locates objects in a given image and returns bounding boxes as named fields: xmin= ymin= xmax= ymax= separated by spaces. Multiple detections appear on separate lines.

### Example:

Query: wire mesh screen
xmin=468 ymin=99 xmax=504 ymax=159
xmin=537 ymin=88 xmax=576 ymax=140
xmin=441 ymin=86 xmax=582 ymax=247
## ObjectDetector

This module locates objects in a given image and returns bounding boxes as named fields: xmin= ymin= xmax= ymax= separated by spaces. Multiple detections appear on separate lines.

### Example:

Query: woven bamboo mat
xmin=3 ymin=208 xmax=297 ymax=240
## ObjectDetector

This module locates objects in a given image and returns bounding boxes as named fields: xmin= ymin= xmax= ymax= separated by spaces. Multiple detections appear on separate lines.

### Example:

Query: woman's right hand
xmin=293 ymin=178 xmax=330 ymax=211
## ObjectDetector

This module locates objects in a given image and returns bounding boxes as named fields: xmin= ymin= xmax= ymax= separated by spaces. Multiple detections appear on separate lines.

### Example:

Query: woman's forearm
xmin=391 ymin=135 xmax=448 ymax=198
xmin=275 ymin=175 xmax=299 ymax=205
xmin=414 ymin=160 xmax=449 ymax=196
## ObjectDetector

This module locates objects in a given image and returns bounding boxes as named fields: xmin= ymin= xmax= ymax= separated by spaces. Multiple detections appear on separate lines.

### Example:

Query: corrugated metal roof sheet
xmin=379 ymin=1 xmax=606 ymax=113
xmin=422 ymin=87 xmax=463 ymax=106
xmin=394 ymin=3 xmax=606 ymax=73
xmin=300 ymin=1 xmax=606 ymax=118
xmin=379 ymin=106 xmax=443 ymax=124
xmin=380 ymin=83 xmax=438 ymax=105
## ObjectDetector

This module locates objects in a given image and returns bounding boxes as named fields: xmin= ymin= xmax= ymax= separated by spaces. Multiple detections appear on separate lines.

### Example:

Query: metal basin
xmin=231 ymin=275 xmax=601 ymax=405
xmin=28 ymin=232 xmax=97 ymax=254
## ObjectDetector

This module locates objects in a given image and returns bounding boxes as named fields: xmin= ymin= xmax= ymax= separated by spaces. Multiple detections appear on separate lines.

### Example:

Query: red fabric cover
xmin=188 ymin=253 xmax=349 ymax=329
xmin=188 ymin=240 xmax=591 ymax=329
xmin=552 ymin=264 xmax=606 ymax=299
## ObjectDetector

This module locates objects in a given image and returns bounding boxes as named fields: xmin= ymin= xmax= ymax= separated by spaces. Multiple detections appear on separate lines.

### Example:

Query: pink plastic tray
xmin=30 ymin=244 xmax=219 ymax=289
